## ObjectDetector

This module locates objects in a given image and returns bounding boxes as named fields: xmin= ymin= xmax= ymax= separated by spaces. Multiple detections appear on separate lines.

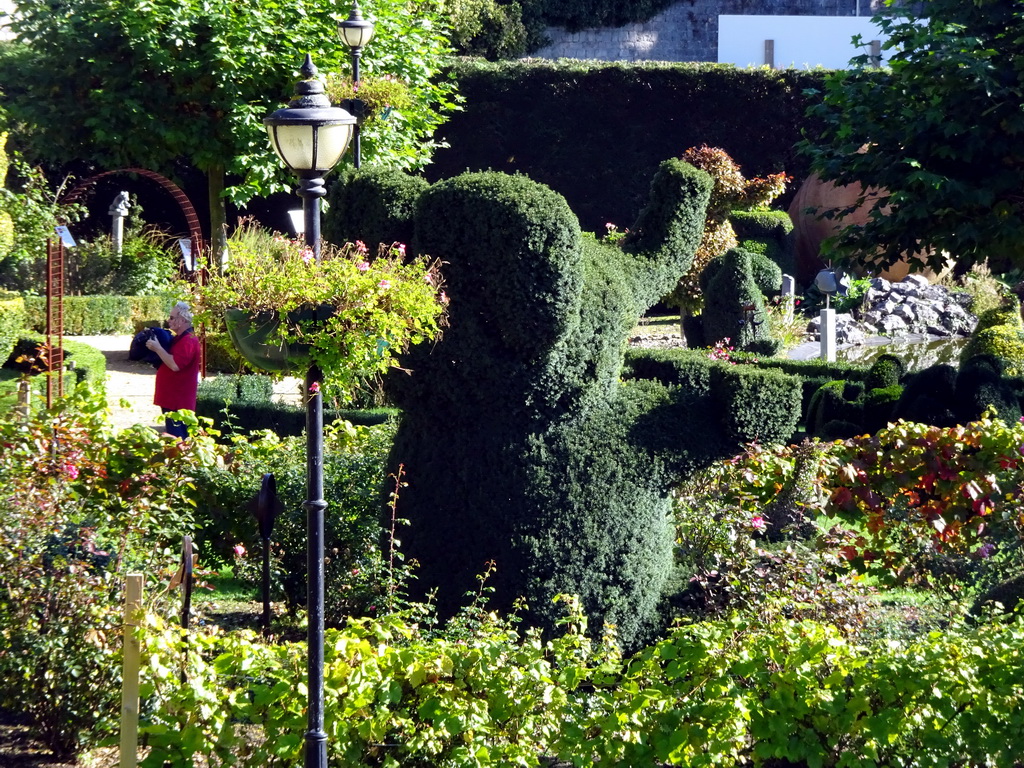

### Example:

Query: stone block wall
xmin=531 ymin=0 xmax=892 ymax=62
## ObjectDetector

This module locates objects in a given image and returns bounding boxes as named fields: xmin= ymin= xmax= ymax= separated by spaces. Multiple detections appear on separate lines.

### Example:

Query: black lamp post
xmin=264 ymin=55 xmax=355 ymax=768
xmin=337 ymin=1 xmax=375 ymax=168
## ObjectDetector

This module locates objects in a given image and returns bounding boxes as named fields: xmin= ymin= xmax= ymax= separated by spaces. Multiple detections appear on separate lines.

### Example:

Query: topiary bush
xmin=0 ymin=294 xmax=25 ymax=365
xmin=892 ymin=364 xmax=959 ymax=427
xmin=381 ymin=158 xmax=756 ymax=650
xmin=730 ymin=206 xmax=796 ymax=277
xmin=323 ymin=166 xmax=430 ymax=253
xmin=700 ymin=246 xmax=778 ymax=354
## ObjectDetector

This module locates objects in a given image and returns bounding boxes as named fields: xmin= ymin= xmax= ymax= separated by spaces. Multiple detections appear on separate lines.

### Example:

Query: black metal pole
xmin=262 ymin=535 xmax=271 ymax=634
xmin=352 ymin=48 xmax=363 ymax=169
xmin=299 ymin=175 xmax=328 ymax=768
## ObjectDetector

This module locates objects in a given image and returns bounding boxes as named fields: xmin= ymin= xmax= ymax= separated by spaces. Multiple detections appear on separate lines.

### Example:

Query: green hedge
xmin=385 ymin=159 xmax=714 ymax=650
xmin=731 ymin=207 xmax=796 ymax=277
xmin=196 ymin=375 xmax=396 ymax=436
xmin=4 ymin=333 xmax=106 ymax=392
xmin=621 ymin=348 xmax=801 ymax=445
xmin=430 ymin=60 xmax=827 ymax=234
xmin=0 ymin=295 xmax=25 ymax=366
xmin=22 ymin=295 xmax=169 ymax=335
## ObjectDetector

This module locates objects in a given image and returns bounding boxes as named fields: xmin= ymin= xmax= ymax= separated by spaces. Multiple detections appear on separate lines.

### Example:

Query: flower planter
xmin=223 ymin=306 xmax=332 ymax=374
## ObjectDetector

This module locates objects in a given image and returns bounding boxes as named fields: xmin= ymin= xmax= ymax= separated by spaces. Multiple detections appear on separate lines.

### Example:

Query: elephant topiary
xmin=353 ymin=159 xmax=800 ymax=649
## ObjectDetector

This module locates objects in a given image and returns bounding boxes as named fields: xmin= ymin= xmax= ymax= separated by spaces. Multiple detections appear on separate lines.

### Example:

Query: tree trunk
xmin=207 ymin=165 xmax=227 ymax=271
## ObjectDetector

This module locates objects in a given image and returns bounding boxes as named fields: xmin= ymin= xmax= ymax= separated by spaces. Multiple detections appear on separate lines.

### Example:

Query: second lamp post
xmin=337 ymin=0 xmax=375 ymax=168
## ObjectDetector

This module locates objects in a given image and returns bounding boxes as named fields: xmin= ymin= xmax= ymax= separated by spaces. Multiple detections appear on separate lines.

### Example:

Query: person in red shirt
xmin=147 ymin=301 xmax=200 ymax=439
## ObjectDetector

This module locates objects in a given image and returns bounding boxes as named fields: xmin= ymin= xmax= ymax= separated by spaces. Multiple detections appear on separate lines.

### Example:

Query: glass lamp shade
xmin=264 ymin=108 xmax=355 ymax=173
xmin=338 ymin=5 xmax=374 ymax=50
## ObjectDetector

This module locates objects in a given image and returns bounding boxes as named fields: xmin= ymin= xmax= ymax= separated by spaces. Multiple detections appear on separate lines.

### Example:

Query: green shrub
xmin=891 ymin=364 xmax=958 ymax=427
xmin=64 ymin=228 xmax=178 ymax=296
xmin=713 ymin=364 xmax=801 ymax=445
xmin=960 ymin=322 xmax=1024 ymax=377
xmin=189 ymin=421 xmax=397 ymax=622
xmin=386 ymin=159 xmax=716 ymax=650
xmin=731 ymin=206 xmax=796 ymax=277
xmin=196 ymin=375 xmax=396 ymax=437
xmin=700 ymin=247 xmax=775 ymax=352
xmin=0 ymin=294 xmax=25 ymax=364
xmin=22 ymin=294 xmax=173 ymax=335
xmin=746 ymin=247 xmax=783 ymax=298
xmin=955 ymin=355 xmax=1023 ymax=424
xmin=0 ymin=387 xmax=215 ymax=759
xmin=865 ymin=352 xmax=906 ymax=390
xmin=448 ymin=0 xmax=530 ymax=59
xmin=323 ymin=166 xmax=430 ymax=252
xmin=434 ymin=60 xmax=822 ymax=237
xmin=863 ymin=384 xmax=903 ymax=433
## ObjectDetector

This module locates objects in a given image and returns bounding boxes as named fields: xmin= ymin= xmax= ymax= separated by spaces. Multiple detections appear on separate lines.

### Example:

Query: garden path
xmin=67 ymin=335 xmax=304 ymax=433
xmin=66 ymin=334 xmax=164 ymax=432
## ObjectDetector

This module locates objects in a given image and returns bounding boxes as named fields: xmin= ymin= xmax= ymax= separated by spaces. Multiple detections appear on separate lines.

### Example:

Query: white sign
xmin=288 ymin=209 xmax=305 ymax=238
xmin=54 ymin=226 xmax=76 ymax=247
xmin=178 ymin=238 xmax=194 ymax=271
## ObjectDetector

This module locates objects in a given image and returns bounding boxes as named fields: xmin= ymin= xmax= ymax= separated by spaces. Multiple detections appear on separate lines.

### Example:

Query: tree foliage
xmin=1 ymin=0 xmax=459 ymax=234
xmin=802 ymin=0 xmax=1024 ymax=272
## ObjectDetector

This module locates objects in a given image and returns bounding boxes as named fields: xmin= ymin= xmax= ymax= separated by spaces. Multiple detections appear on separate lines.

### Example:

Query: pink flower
xmin=300 ymin=247 xmax=315 ymax=264
xmin=233 ymin=544 xmax=246 ymax=558
xmin=356 ymin=261 xmax=370 ymax=272
xmin=62 ymin=463 xmax=80 ymax=480
xmin=355 ymin=241 xmax=368 ymax=255
xmin=309 ymin=381 xmax=321 ymax=394
xmin=394 ymin=242 xmax=407 ymax=257
xmin=440 ymin=290 xmax=449 ymax=305
xmin=750 ymin=516 xmax=766 ymax=531
xmin=378 ymin=279 xmax=391 ymax=289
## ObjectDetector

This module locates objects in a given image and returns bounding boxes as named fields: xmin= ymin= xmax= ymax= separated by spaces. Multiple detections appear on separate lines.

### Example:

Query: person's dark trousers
xmin=161 ymin=408 xmax=188 ymax=439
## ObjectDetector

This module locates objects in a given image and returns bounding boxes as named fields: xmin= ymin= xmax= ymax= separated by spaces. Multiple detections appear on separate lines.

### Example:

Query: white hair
xmin=173 ymin=300 xmax=193 ymax=325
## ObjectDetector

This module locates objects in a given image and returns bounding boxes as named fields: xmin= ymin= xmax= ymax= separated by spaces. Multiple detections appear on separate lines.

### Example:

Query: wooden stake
xmin=120 ymin=574 xmax=144 ymax=768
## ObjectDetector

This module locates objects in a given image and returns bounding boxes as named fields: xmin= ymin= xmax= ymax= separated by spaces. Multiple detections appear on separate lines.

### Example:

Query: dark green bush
xmin=747 ymin=248 xmax=783 ymax=299
xmin=731 ymin=207 xmax=796 ymax=277
xmin=385 ymin=158 xmax=717 ymax=649
xmin=714 ymin=364 xmax=801 ymax=445
xmin=431 ymin=60 xmax=826 ymax=234
xmin=893 ymin=364 xmax=959 ymax=427
xmin=449 ymin=0 xmax=531 ymax=59
xmin=863 ymin=384 xmax=903 ymax=433
xmin=196 ymin=375 xmax=396 ymax=437
xmin=323 ymin=167 xmax=430 ymax=252
xmin=806 ymin=380 xmax=852 ymax=438
xmin=189 ymin=423 xmax=397 ymax=623
xmin=22 ymin=294 xmax=170 ymax=335
xmin=865 ymin=353 xmax=906 ymax=390
xmin=0 ymin=294 xmax=25 ymax=364
xmin=700 ymin=247 xmax=774 ymax=352
xmin=955 ymin=355 xmax=1023 ymax=424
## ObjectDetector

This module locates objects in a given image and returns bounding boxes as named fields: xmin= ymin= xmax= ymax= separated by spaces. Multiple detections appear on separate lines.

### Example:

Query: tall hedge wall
xmin=428 ymin=60 xmax=827 ymax=234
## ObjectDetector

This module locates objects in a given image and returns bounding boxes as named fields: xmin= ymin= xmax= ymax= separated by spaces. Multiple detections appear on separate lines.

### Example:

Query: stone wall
xmin=531 ymin=0 xmax=891 ymax=62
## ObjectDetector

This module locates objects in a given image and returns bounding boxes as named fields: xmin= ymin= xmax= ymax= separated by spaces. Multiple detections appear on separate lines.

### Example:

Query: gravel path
xmin=67 ymin=335 xmax=304 ymax=432
xmin=67 ymin=335 xmax=165 ymax=432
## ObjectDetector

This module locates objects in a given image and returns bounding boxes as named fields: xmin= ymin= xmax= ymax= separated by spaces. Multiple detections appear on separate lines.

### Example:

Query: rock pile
xmin=806 ymin=275 xmax=977 ymax=346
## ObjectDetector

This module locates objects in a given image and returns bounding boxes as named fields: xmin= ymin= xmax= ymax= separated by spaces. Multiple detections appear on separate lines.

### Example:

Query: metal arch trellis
xmin=59 ymin=167 xmax=206 ymax=271
xmin=57 ymin=167 xmax=210 ymax=376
